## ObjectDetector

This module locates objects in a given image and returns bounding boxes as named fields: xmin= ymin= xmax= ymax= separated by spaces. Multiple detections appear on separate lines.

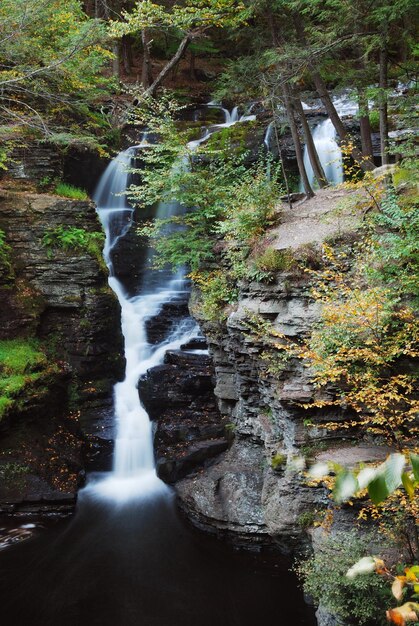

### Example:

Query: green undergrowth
xmin=0 ymin=229 xmax=14 ymax=283
xmin=0 ymin=339 xmax=60 ymax=421
xmin=54 ymin=182 xmax=88 ymax=200
xmin=296 ymin=531 xmax=391 ymax=625
xmin=42 ymin=225 xmax=105 ymax=269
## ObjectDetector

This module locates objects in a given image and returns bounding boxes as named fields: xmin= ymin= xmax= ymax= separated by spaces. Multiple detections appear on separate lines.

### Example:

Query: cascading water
xmin=299 ymin=92 xmax=359 ymax=190
xmin=300 ymin=118 xmax=343 ymax=189
xmin=92 ymin=146 xmax=197 ymax=502
xmin=89 ymin=102 xmax=258 ymax=502
xmin=0 ymin=104 xmax=317 ymax=626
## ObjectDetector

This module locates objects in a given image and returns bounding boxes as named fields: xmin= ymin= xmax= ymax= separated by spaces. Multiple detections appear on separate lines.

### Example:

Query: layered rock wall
xmin=0 ymin=188 xmax=122 ymax=512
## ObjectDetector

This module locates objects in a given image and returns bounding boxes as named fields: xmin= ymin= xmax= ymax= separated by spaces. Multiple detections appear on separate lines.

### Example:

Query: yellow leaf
xmin=391 ymin=576 xmax=406 ymax=601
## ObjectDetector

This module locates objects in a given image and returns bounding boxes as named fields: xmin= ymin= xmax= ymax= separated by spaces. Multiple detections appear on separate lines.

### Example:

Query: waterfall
xmin=299 ymin=92 xmax=360 ymax=190
xmin=264 ymin=121 xmax=275 ymax=150
xmin=89 ymin=101 xmax=257 ymax=502
xmin=300 ymin=118 xmax=343 ymax=190
xmin=91 ymin=147 xmax=197 ymax=502
xmin=207 ymin=102 xmax=256 ymax=128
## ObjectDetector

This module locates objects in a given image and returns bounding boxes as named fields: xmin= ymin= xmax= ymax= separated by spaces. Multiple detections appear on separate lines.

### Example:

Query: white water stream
xmin=299 ymin=93 xmax=359 ymax=190
xmin=91 ymin=149 xmax=197 ymax=502
xmin=90 ymin=104 xmax=254 ymax=502
xmin=301 ymin=118 xmax=343 ymax=189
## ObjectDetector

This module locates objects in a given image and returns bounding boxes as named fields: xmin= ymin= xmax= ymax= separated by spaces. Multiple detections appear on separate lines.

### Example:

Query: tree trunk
xmin=189 ymin=52 xmax=197 ymax=81
xmin=379 ymin=43 xmax=389 ymax=165
xmin=283 ymin=84 xmax=314 ymax=198
xmin=122 ymin=36 xmax=133 ymax=75
xmin=293 ymin=89 xmax=327 ymax=188
xmin=141 ymin=29 xmax=153 ymax=88
xmin=357 ymin=87 xmax=373 ymax=159
xmin=112 ymin=41 xmax=120 ymax=81
xmin=292 ymin=12 xmax=375 ymax=172
xmin=146 ymin=34 xmax=192 ymax=98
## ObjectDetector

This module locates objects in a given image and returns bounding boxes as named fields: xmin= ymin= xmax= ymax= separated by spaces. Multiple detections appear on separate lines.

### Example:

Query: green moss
xmin=0 ymin=338 xmax=60 ymax=421
xmin=0 ymin=229 xmax=14 ymax=283
xmin=42 ymin=225 xmax=105 ymax=270
xmin=205 ymin=120 xmax=257 ymax=155
xmin=271 ymin=453 xmax=286 ymax=470
xmin=54 ymin=182 xmax=88 ymax=200
xmin=297 ymin=511 xmax=317 ymax=529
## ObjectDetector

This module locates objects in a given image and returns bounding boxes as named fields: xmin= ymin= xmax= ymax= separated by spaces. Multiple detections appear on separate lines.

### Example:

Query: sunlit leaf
xmin=357 ymin=467 xmax=378 ymax=489
xmin=384 ymin=453 xmax=405 ymax=493
xmin=392 ymin=576 xmax=406 ymax=601
xmin=402 ymin=472 xmax=415 ymax=499
xmin=386 ymin=602 xmax=419 ymax=625
xmin=346 ymin=556 xmax=379 ymax=579
xmin=308 ymin=462 xmax=330 ymax=478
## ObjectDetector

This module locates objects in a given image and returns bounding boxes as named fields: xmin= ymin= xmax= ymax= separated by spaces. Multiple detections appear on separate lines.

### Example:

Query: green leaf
xmin=367 ymin=474 xmax=389 ymax=505
xmin=411 ymin=453 xmax=419 ymax=482
xmin=384 ymin=453 xmax=405 ymax=493
xmin=402 ymin=472 xmax=415 ymax=499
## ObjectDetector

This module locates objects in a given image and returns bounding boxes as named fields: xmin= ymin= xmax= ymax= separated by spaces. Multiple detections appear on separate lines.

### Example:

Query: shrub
xmin=0 ymin=228 xmax=13 ymax=282
xmin=252 ymin=247 xmax=294 ymax=273
xmin=54 ymin=183 xmax=88 ymax=200
xmin=42 ymin=226 xmax=104 ymax=267
xmin=368 ymin=110 xmax=380 ymax=132
xmin=296 ymin=531 xmax=391 ymax=625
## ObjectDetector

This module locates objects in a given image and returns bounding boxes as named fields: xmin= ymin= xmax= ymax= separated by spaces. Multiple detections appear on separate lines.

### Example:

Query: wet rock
xmin=0 ymin=188 xmax=123 ymax=512
xmin=177 ymin=441 xmax=271 ymax=547
xmin=180 ymin=338 xmax=207 ymax=350
xmin=145 ymin=300 xmax=190 ymax=345
xmin=0 ymin=189 xmax=123 ymax=380
xmin=140 ymin=350 xmax=228 ymax=483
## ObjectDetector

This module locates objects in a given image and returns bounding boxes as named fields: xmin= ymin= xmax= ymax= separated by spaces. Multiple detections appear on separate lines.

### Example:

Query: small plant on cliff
xmin=130 ymin=96 xmax=282 ymax=320
xmin=0 ymin=339 xmax=60 ymax=421
xmin=42 ymin=226 xmax=104 ymax=267
xmin=296 ymin=531 xmax=391 ymax=625
xmin=54 ymin=183 xmax=88 ymax=201
xmin=0 ymin=229 xmax=14 ymax=283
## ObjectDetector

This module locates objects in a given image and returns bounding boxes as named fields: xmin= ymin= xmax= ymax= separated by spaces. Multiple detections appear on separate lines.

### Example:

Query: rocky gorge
xmin=0 ymin=105 xmax=410 ymax=626
xmin=0 ymin=180 xmax=123 ymax=514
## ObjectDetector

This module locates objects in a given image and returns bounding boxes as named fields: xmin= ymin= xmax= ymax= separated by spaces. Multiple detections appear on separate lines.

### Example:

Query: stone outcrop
xmin=140 ymin=346 xmax=229 ymax=484
xmin=0 ymin=187 xmax=123 ymax=512
xmin=174 ymin=189 xmax=391 ymax=559
xmin=177 ymin=272 xmax=328 ymax=550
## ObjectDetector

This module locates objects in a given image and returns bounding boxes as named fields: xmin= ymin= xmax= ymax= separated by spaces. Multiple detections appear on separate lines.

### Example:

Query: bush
xmin=296 ymin=531 xmax=391 ymax=625
xmin=0 ymin=228 xmax=13 ymax=282
xmin=54 ymin=183 xmax=88 ymax=200
xmin=42 ymin=226 xmax=104 ymax=267
xmin=252 ymin=247 xmax=294 ymax=273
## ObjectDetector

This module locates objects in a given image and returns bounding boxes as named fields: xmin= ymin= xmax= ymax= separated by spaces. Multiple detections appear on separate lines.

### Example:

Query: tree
xmin=108 ymin=0 xmax=250 ymax=96
xmin=0 ymin=0 xmax=113 ymax=146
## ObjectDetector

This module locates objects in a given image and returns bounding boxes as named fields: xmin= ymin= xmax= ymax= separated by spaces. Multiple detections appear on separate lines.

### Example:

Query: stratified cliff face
xmin=177 ymin=272 xmax=326 ymax=551
xmin=0 ymin=187 xmax=123 ymax=513
xmin=171 ymin=190 xmax=390 ymax=563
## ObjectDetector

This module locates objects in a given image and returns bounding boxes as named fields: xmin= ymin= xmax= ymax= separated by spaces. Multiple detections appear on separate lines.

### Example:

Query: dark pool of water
xmin=0 ymin=488 xmax=316 ymax=626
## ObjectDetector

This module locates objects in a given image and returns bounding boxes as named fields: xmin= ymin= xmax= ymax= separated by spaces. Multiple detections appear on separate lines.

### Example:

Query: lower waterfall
xmin=90 ymin=147 xmax=197 ymax=502
xmin=300 ymin=117 xmax=343 ymax=190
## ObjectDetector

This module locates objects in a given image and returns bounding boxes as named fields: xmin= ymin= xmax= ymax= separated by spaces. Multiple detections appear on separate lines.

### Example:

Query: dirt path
xmin=272 ymin=186 xmax=365 ymax=250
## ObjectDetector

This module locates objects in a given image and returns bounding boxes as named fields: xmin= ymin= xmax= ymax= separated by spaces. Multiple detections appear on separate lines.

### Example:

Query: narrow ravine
xmin=0 ymin=106 xmax=316 ymax=626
